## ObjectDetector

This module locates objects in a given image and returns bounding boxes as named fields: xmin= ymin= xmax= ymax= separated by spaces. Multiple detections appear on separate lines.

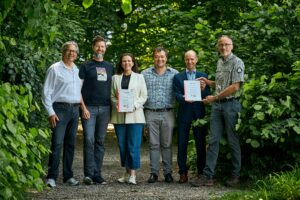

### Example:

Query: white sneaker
xmin=117 ymin=173 xmax=129 ymax=183
xmin=128 ymin=175 xmax=136 ymax=185
xmin=46 ymin=178 xmax=56 ymax=188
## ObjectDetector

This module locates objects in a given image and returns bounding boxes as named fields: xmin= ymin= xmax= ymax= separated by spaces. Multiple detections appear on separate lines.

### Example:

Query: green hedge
xmin=0 ymin=83 xmax=50 ymax=200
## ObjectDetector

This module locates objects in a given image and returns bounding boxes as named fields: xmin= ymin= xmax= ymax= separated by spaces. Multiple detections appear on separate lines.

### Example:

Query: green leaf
xmin=0 ymin=40 xmax=5 ymax=50
xmin=220 ymin=137 xmax=227 ymax=145
xmin=121 ymin=0 xmax=132 ymax=15
xmin=9 ymin=38 xmax=16 ymax=46
xmin=19 ymin=149 xmax=27 ymax=158
xmin=251 ymin=140 xmax=260 ymax=148
xmin=253 ymin=104 xmax=262 ymax=110
xmin=6 ymin=120 xmax=16 ymax=134
xmin=293 ymin=126 xmax=300 ymax=134
xmin=82 ymin=0 xmax=93 ymax=9
xmin=256 ymin=112 xmax=265 ymax=120
xmin=2 ymin=188 xmax=13 ymax=199
xmin=38 ymin=129 xmax=50 ymax=138
xmin=6 ymin=166 xmax=17 ymax=180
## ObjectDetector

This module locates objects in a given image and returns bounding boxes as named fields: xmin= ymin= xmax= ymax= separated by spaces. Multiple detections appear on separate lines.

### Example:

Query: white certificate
xmin=118 ymin=89 xmax=134 ymax=112
xmin=184 ymin=80 xmax=202 ymax=101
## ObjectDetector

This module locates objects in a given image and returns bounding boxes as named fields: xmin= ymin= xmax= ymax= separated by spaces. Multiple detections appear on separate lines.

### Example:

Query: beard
xmin=93 ymin=52 xmax=103 ymax=59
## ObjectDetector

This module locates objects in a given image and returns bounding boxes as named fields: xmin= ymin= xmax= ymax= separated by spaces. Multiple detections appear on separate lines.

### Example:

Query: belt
xmin=145 ymin=108 xmax=173 ymax=112
xmin=54 ymin=102 xmax=80 ymax=107
xmin=216 ymin=97 xmax=239 ymax=103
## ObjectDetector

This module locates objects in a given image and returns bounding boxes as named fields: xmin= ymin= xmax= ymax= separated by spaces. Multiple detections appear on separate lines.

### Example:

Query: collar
xmin=185 ymin=69 xmax=196 ymax=73
xmin=221 ymin=53 xmax=234 ymax=62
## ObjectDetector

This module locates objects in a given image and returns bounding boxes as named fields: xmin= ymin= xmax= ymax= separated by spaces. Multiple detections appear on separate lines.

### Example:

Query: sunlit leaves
xmin=121 ymin=0 xmax=132 ymax=15
xmin=0 ymin=83 xmax=50 ymax=199
xmin=82 ymin=0 xmax=93 ymax=9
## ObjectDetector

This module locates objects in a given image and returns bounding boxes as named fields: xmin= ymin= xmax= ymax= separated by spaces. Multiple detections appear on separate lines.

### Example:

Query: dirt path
xmin=29 ymin=125 xmax=233 ymax=199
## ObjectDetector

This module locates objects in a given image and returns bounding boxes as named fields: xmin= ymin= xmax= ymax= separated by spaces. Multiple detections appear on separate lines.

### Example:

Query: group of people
xmin=42 ymin=35 xmax=244 ymax=188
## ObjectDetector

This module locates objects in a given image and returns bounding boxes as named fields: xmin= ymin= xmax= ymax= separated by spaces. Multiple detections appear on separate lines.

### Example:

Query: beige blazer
xmin=111 ymin=72 xmax=147 ymax=124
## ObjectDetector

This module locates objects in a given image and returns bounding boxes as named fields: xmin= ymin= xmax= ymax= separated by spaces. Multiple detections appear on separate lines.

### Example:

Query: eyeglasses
xmin=218 ymin=43 xmax=232 ymax=48
xmin=66 ymin=49 xmax=78 ymax=53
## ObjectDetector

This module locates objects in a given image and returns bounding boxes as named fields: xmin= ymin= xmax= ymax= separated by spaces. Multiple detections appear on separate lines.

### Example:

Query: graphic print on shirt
xmin=96 ymin=67 xmax=107 ymax=81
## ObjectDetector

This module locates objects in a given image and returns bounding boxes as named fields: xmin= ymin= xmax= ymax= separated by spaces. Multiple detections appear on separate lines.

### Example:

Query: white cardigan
xmin=111 ymin=72 xmax=147 ymax=124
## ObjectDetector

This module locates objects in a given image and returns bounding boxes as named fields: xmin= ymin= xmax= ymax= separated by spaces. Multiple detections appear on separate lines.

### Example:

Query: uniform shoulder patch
xmin=237 ymin=67 xmax=242 ymax=73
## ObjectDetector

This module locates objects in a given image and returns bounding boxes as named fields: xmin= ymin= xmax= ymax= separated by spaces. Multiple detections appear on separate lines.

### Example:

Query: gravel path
xmin=29 ymin=125 xmax=233 ymax=200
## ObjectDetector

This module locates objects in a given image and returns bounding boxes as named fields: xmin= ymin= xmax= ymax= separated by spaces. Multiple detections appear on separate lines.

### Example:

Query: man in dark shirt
xmin=79 ymin=35 xmax=114 ymax=185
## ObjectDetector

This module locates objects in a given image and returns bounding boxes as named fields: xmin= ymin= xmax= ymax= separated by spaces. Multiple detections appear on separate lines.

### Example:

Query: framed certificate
xmin=118 ymin=89 xmax=134 ymax=112
xmin=184 ymin=80 xmax=202 ymax=101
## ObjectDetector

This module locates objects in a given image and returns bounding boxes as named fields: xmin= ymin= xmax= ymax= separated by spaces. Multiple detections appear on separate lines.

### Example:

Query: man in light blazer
xmin=173 ymin=50 xmax=210 ymax=183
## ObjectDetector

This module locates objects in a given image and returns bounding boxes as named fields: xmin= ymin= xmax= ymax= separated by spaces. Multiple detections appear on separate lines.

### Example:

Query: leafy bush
xmin=238 ymin=61 xmax=300 ymax=177
xmin=0 ymin=83 xmax=50 ymax=200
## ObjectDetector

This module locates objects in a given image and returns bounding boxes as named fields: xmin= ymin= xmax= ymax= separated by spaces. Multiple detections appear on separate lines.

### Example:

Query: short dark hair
xmin=92 ymin=35 xmax=106 ymax=47
xmin=116 ymin=53 xmax=139 ymax=74
xmin=153 ymin=46 xmax=168 ymax=58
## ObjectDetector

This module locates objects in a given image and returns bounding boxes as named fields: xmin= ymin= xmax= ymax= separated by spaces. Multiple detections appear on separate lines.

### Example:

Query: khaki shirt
xmin=215 ymin=53 xmax=245 ymax=98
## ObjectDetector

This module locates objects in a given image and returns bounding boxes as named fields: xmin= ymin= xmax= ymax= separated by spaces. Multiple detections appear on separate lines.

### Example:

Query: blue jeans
xmin=82 ymin=106 xmax=110 ymax=178
xmin=114 ymin=124 xmax=143 ymax=169
xmin=47 ymin=103 xmax=79 ymax=181
xmin=203 ymin=99 xmax=242 ymax=178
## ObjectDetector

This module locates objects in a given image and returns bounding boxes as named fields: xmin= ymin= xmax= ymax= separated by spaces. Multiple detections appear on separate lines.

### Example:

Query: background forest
xmin=0 ymin=0 xmax=299 ymax=199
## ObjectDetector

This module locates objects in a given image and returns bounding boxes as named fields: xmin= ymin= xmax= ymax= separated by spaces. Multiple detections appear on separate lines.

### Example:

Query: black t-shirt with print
xmin=79 ymin=60 xmax=115 ymax=106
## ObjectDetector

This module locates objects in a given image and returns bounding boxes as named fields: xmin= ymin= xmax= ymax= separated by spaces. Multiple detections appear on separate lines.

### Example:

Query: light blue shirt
xmin=141 ymin=66 xmax=178 ymax=109
xmin=185 ymin=69 xmax=196 ymax=80
xmin=42 ymin=61 xmax=81 ymax=116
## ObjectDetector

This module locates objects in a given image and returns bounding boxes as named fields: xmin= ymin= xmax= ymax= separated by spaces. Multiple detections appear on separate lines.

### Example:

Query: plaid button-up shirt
xmin=141 ymin=66 xmax=178 ymax=109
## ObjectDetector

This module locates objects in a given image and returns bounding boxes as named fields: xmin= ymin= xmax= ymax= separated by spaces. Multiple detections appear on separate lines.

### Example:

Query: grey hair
xmin=218 ymin=35 xmax=233 ymax=44
xmin=61 ymin=41 xmax=79 ymax=55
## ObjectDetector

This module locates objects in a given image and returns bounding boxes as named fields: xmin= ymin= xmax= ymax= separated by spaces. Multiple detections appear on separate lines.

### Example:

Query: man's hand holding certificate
xmin=118 ymin=89 xmax=134 ymax=112
xmin=184 ymin=80 xmax=202 ymax=101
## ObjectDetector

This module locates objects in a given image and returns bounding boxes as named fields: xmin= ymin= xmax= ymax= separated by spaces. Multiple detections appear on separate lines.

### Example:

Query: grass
xmin=212 ymin=165 xmax=300 ymax=200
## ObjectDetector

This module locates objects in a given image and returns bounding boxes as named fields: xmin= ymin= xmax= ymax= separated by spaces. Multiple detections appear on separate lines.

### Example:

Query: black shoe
xmin=93 ymin=176 xmax=107 ymax=185
xmin=147 ymin=173 xmax=158 ymax=183
xmin=164 ymin=173 xmax=173 ymax=183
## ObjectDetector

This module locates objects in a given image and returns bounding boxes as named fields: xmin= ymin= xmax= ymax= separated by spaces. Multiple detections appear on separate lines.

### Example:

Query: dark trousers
xmin=177 ymin=120 xmax=207 ymax=175
xmin=47 ymin=103 xmax=79 ymax=181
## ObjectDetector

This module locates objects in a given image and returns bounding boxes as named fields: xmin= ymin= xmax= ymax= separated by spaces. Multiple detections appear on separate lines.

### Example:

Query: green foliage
xmin=0 ymin=0 xmax=86 ymax=96
xmin=212 ymin=166 xmax=300 ymax=200
xmin=187 ymin=117 xmax=209 ymax=172
xmin=238 ymin=60 xmax=300 ymax=177
xmin=82 ymin=0 xmax=93 ymax=9
xmin=0 ymin=83 xmax=50 ymax=200
xmin=121 ymin=0 xmax=132 ymax=15
xmin=238 ymin=0 xmax=299 ymax=77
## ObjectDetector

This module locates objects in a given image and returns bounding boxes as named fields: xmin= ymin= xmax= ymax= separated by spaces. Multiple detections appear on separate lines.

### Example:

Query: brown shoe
xmin=178 ymin=174 xmax=188 ymax=184
xmin=189 ymin=175 xmax=214 ymax=187
xmin=225 ymin=175 xmax=239 ymax=187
